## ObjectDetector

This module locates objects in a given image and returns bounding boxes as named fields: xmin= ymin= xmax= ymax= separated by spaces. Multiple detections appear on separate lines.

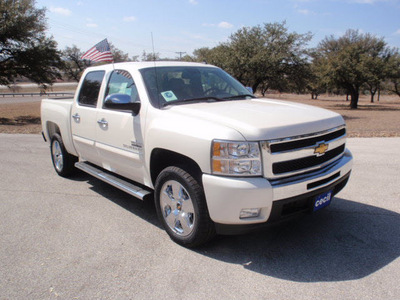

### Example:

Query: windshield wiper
xmin=162 ymin=97 xmax=225 ymax=107
xmin=222 ymin=94 xmax=256 ymax=100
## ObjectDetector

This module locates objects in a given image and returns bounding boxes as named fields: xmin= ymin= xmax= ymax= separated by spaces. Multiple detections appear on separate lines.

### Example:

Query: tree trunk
xmin=261 ymin=84 xmax=269 ymax=96
xmin=252 ymin=79 xmax=263 ymax=95
xmin=350 ymin=91 xmax=359 ymax=109
xmin=393 ymin=82 xmax=400 ymax=97
xmin=378 ymin=88 xmax=381 ymax=102
xmin=369 ymin=87 xmax=377 ymax=103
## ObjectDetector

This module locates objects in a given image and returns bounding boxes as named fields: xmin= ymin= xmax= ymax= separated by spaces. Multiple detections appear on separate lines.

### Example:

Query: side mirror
xmin=104 ymin=93 xmax=141 ymax=116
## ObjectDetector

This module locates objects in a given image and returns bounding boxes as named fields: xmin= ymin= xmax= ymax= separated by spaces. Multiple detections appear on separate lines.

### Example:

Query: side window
xmin=104 ymin=70 xmax=140 ymax=105
xmin=78 ymin=71 xmax=105 ymax=107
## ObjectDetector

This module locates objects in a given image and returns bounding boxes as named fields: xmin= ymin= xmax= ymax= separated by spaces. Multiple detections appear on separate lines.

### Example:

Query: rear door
xmin=95 ymin=69 xmax=145 ymax=183
xmin=71 ymin=70 xmax=105 ymax=165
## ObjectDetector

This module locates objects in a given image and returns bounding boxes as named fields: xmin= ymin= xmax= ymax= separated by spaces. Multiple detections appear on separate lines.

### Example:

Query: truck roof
xmin=85 ymin=61 xmax=218 ymax=72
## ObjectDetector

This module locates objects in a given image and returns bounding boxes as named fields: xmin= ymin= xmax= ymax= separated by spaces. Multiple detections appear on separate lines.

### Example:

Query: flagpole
xmin=109 ymin=38 xmax=115 ymax=70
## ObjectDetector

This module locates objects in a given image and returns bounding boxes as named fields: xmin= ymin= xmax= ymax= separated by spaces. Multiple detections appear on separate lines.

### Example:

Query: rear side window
xmin=78 ymin=71 xmax=105 ymax=107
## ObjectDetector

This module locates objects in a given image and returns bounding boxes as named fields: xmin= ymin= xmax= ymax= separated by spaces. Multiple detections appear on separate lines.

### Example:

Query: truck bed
xmin=41 ymin=97 xmax=76 ymax=155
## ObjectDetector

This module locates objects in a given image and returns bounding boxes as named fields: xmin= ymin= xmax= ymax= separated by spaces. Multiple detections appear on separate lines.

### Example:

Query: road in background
xmin=0 ymin=94 xmax=74 ymax=104
xmin=0 ymin=134 xmax=399 ymax=299
xmin=0 ymin=82 xmax=77 ymax=104
xmin=0 ymin=95 xmax=43 ymax=104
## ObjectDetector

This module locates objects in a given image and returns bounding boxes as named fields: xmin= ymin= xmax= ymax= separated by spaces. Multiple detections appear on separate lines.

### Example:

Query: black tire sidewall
xmin=155 ymin=166 xmax=214 ymax=247
xmin=50 ymin=133 xmax=75 ymax=177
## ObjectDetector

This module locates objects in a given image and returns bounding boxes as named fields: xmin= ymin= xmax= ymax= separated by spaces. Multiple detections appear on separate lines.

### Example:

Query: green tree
xmin=191 ymin=22 xmax=312 ymax=94
xmin=316 ymin=29 xmax=391 ymax=109
xmin=62 ymin=43 xmax=135 ymax=81
xmin=387 ymin=50 xmax=400 ymax=97
xmin=62 ymin=45 xmax=92 ymax=82
xmin=0 ymin=0 xmax=64 ymax=85
xmin=109 ymin=42 xmax=131 ymax=63
xmin=363 ymin=46 xmax=393 ymax=102
xmin=141 ymin=50 xmax=160 ymax=61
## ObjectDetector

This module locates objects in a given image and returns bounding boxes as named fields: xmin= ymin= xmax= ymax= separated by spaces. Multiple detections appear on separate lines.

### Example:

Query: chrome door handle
xmin=72 ymin=113 xmax=80 ymax=122
xmin=97 ymin=118 xmax=108 ymax=127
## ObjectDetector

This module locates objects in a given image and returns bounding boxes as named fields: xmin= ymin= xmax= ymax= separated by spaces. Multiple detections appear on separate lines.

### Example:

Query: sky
xmin=35 ymin=0 xmax=400 ymax=59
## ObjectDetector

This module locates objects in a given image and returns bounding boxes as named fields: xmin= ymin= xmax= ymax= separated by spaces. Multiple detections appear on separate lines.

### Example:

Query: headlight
xmin=211 ymin=140 xmax=262 ymax=176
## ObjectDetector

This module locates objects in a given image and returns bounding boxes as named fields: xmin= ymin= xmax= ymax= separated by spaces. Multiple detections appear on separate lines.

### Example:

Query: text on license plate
xmin=314 ymin=190 xmax=333 ymax=211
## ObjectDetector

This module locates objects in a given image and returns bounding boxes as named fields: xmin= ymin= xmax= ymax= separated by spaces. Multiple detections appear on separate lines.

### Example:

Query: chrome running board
xmin=75 ymin=162 xmax=152 ymax=200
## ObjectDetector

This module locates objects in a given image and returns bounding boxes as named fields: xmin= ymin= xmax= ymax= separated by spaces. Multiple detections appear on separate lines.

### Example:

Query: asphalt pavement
xmin=0 ymin=134 xmax=399 ymax=299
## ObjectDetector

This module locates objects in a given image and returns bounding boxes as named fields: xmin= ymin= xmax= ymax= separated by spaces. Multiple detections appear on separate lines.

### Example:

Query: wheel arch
xmin=45 ymin=121 xmax=61 ymax=140
xmin=45 ymin=121 xmax=77 ymax=157
xmin=150 ymin=148 xmax=204 ymax=186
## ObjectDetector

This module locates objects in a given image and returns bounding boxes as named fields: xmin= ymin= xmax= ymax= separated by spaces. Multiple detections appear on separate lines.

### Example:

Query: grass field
xmin=0 ymin=93 xmax=399 ymax=136
xmin=269 ymin=93 xmax=400 ymax=137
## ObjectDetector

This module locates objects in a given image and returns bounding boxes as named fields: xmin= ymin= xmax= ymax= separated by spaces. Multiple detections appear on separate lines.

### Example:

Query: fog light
xmin=239 ymin=208 xmax=261 ymax=219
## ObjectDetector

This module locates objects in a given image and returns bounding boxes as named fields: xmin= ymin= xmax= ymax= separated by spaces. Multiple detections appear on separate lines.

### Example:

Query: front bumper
xmin=202 ymin=149 xmax=353 ymax=229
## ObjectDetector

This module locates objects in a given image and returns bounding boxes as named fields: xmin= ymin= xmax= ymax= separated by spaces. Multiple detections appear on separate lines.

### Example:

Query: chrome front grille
xmin=261 ymin=126 xmax=347 ymax=179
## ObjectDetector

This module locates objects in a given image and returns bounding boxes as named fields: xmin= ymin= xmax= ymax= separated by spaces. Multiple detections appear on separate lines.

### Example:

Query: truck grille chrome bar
xmin=261 ymin=125 xmax=347 ymax=179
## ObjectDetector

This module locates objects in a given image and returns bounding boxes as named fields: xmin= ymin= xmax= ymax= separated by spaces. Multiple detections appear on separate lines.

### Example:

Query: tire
xmin=155 ymin=166 xmax=216 ymax=247
xmin=50 ymin=133 xmax=77 ymax=178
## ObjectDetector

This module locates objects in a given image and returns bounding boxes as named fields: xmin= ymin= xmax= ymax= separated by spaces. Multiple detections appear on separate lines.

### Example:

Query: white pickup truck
xmin=41 ymin=61 xmax=353 ymax=247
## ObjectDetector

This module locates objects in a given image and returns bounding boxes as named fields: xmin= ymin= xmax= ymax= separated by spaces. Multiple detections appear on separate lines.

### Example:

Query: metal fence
xmin=0 ymin=92 xmax=74 ymax=98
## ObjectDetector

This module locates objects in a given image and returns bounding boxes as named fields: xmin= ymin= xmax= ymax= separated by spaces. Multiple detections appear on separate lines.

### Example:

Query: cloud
xmin=297 ymin=8 xmax=317 ymax=15
xmin=189 ymin=0 xmax=198 ymax=4
xmin=349 ymin=0 xmax=385 ymax=3
xmin=218 ymin=21 xmax=234 ymax=29
xmin=394 ymin=29 xmax=400 ymax=35
xmin=123 ymin=16 xmax=136 ymax=22
xmin=50 ymin=7 xmax=72 ymax=16
xmin=86 ymin=23 xmax=98 ymax=28
xmin=202 ymin=22 xmax=234 ymax=29
xmin=298 ymin=9 xmax=311 ymax=15
xmin=351 ymin=0 xmax=374 ymax=3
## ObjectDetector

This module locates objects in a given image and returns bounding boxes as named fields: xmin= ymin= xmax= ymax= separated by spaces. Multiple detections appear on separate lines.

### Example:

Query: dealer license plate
xmin=313 ymin=190 xmax=333 ymax=212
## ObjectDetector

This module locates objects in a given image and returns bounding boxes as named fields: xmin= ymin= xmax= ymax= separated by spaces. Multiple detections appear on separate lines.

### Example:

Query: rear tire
xmin=50 ymin=133 xmax=77 ymax=178
xmin=155 ymin=166 xmax=215 ymax=247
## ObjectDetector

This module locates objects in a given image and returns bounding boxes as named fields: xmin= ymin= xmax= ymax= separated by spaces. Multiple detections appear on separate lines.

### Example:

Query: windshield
xmin=140 ymin=66 xmax=254 ymax=108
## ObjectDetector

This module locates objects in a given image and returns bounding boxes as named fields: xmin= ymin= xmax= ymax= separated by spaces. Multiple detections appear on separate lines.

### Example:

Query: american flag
xmin=81 ymin=39 xmax=114 ymax=62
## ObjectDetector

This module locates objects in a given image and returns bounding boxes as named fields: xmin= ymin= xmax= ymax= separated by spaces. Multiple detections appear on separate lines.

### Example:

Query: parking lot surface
xmin=0 ymin=134 xmax=399 ymax=299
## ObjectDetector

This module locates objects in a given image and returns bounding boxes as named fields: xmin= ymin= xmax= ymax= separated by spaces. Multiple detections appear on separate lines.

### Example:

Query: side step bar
xmin=75 ymin=162 xmax=152 ymax=200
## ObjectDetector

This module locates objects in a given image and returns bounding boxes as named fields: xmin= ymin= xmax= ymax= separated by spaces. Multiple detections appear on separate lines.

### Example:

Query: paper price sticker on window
xmin=161 ymin=91 xmax=177 ymax=102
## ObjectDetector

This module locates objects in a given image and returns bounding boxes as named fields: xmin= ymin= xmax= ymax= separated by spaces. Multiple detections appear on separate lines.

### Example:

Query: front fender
xmin=144 ymin=108 xmax=244 ymax=176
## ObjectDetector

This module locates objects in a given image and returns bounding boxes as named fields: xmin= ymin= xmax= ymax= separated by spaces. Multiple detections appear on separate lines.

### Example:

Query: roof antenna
xmin=151 ymin=32 xmax=156 ymax=62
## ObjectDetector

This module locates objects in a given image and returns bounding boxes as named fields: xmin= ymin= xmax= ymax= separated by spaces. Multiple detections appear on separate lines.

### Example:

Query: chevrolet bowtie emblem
xmin=314 ymin=143 xmax=329 ymax=156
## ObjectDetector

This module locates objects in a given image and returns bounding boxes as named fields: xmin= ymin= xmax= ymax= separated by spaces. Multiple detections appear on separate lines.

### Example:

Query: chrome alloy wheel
xmin=52 ymin=140 xmax=63 ymax=172
xmin=160 ymin=180 xmax=195 ymax=236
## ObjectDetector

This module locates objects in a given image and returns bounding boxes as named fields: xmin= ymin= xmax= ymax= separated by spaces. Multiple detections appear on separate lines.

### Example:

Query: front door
xmin=95 ymin=69 xmax=145 ymax=183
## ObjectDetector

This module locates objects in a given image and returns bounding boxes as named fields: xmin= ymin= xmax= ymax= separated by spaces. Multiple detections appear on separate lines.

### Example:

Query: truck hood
xmin=167 ymin=98 xmax=345 ymax=140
